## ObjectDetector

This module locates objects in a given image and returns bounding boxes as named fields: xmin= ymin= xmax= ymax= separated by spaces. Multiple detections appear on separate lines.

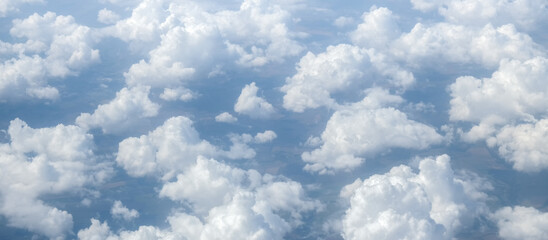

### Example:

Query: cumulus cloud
xmin=0 ymin=119 xmax=111 ymax=239
xmin=410 ymin=0 xmax=548 ymax=30
xmin=116 ymin=116 xmax=218 ymax=179
xmin=82 ymin=155 xmax=322 ymax=240
xmin=111 ymin=201 xmax=139 ymax=221
xmin=302 ymin=88 xmax=443 ymax=174
xmin=281 ymin=43 xmax=415 ymax=112
xmin=215 ymin=112 xmax=238 ymax=123
xmin=76 ymin=86 xmax=160 ymax=133
xmin=486 ymin=119 xmax=548 ymax=172
xmin=449 ymin=57 xmax=548 ymax=141
xmin=97 ymin=8 xmax=120 ymax=24
xmin=254 ymin=130 xmax=277 ymax=143
xmin=341 ymin=155 xmax=490 ymax=240
xmin=0 ymin=0 xmax=43 ymax=17
xmin=491 ymin=206 xmax=548 ymax=240
xmin=234 ymin=82 xmax=275 ymax=119
xmin=0 ymin=12 xmax=100 ymax=100
xmin=159 ymin=87 xmax=197 ymax=101
xmin=109 ymin=0 xmax=304 ymax=88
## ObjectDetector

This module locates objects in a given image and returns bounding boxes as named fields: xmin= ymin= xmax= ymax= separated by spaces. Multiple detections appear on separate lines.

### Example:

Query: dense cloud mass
xmin=302 ymin=88 xmax=443 ymax=174
xmin=0 ymin=119 xmax=111 ymax=239
xmin=340 ymin=155 xmax=490 ymax=240
xmin=0 ymin=0 xmax=547 ymax=239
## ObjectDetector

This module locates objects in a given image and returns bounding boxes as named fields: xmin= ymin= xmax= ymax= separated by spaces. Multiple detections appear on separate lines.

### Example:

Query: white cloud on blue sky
xmin=1 ymin=0 xmax=547 ymax=239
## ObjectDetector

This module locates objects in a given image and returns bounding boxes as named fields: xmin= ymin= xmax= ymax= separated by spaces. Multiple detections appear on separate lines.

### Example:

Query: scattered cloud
xmin=235 ymin=82 xmax=275 ymax=119
xmin=111 ymin=201 xmax=139 ymax=221
xmin=215 ymin=112 xmax=238 ymax=123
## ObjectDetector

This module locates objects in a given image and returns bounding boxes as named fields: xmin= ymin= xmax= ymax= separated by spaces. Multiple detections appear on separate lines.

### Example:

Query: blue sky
xmin=1 ymin=0 xmax=548 ymax=239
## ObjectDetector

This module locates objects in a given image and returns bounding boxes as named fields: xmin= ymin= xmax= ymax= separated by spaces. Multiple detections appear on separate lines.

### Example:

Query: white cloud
xmin=449 ymin=57 xmax=548 ymax=141
xmin=0 ymin=0 xmax=43 ymax=17
xmin=215 ymin=112 xmax=238 ymax=123
xmin=97 ymin=8 xmax=120 ymax=24
xmin=110 ymin=0 xmax=304 ymax=88
xmin=333 ymin=16 xmax=354 ymax=27
xmin=410 ymin=0 xmax=548 ymax=30
xmin=234 ymin=82 xmax=275 ymax=119
xmin=390 ymin=23 xmax=542 ymax=69
xmin=350 ymin=7 xmax=400 ymax=50
xmin=254 ymin=130 xmax=277 ymax=143
xmin=0 ymin=119 xmax=111 ymax=239
xmin=487 ymin=119 xmax=548 ymax=172
xmin=105 ymin=156 xmax=321 ymax=239
xmin=303 ymin=88 xmax=443 ymax=174
xmin=111 ymin=200 xmax=139 ymax=221
xmin=492 ymin=206 xmax=548 ymax=240
xmin=0 ymin=12 xmax=100 ymax=100
xmin=116 ymin=116 xmax=218 ymax=179
xmin=81 ymin=155 xmax=321 ymax=240
xmin=341 ymin=155 xmax=490 ymax=240
xmin=159 ymin=87 xmax=196 ymax=101
xmin=76 ymin=86 xmax=160 ymax=134
xmin=281 ymin=43 xmax=415 ymax=112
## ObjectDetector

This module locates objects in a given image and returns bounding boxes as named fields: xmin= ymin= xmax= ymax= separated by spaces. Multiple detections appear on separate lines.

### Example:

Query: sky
xmin=0 ymin=0 xmax=548 ymax=239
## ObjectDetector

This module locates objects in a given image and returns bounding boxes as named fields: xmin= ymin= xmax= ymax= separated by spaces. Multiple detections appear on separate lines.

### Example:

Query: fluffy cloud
xmin=159 ymin=87 xmax=196 ymax=101
xmin=97 ymin=8 xmax=120 ymax=24
xmin=0 ymin=0 xmax=43 ymax=17
xmin=486 ymin=119 xmax=548 ymax=172
xmin=281 ymin=43 xmax=414 ymax=112
xmin=410 ymin=0 xmax=547 ymax=30
xmin=390 ymin=23 xmax=542 ymax=69
xmin=0 ymin=12 xmax=100 ymax=100
xmin=111 ymin=201 xmax=139 ymax=221
xmin=215 ymin=112 xmax=238 ymax=123
xmin=254 ymin=130 xmax=277 ymax=143
xmin=492 ymin=206 xmax=548 ymax=240
xmin=76 ymin=86 xmax=160 ymax=134
xmin=110 ymin=0 xmax=304 ymax=88
xmin=341 ymin=155 xmax=490 ymax=240
xmin=449 ymin=57 xmax=548 ymax=141
xmin=81 ymin=155 xmax=322 ymax=240
xmin=234 ymin=82 xmax=275 ymax=119
xmin=302 ymin=88 xmax=443 ymax=174
xmin=0 ymin=119 xmax=111 ymax=239
xmin=116 ymin=116 xmax=218 ymax=179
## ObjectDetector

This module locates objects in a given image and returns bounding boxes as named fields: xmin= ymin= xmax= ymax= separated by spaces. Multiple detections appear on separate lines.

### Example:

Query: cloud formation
xmin=234 ymin=82 xmax=275 ymax=119
xmin=0 ymin=119 xmax=111 ymax=239
xmin=492 ymin=206 xmax=548 ymax=240
xmin=341 ymin=155 xmax=490 ymax=240
xmin=303 ymin=88 xmax=443 ymax=174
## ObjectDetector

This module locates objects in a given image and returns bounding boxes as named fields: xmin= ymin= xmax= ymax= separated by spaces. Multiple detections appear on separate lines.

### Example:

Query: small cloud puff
xmin=97 ymin=8 xmax=120 ymax=24
xmin=111 ymin=200 xmax=139 ymax=221
xmin=234 ymin=82 xmax=275 ymax=119
xmin=215 ymin=112 xmax=238 ymax=123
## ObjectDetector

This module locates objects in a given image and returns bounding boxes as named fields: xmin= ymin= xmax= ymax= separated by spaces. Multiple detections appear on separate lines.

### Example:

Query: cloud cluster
xmin=117 ymin=116 xmax=277 ymax=179
xmin=0 ymin=119 xmax=111 ymax=239
xmin=340 ymin=155 xmax=490 ymax=240
xmin=410 ymin=0 xmax=547 ymax=30
xmin=0 ymin=12 xmax=100 ymax=100
xmin=76 ymin=86 xmax=160 ymax=134
xmin=106 ymin=0 xmax=304 ymax=89
xmin=491 ymin=206 xmax=548 ymax=240
xmin=302 ymin=88 xmax=443 ymax=174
